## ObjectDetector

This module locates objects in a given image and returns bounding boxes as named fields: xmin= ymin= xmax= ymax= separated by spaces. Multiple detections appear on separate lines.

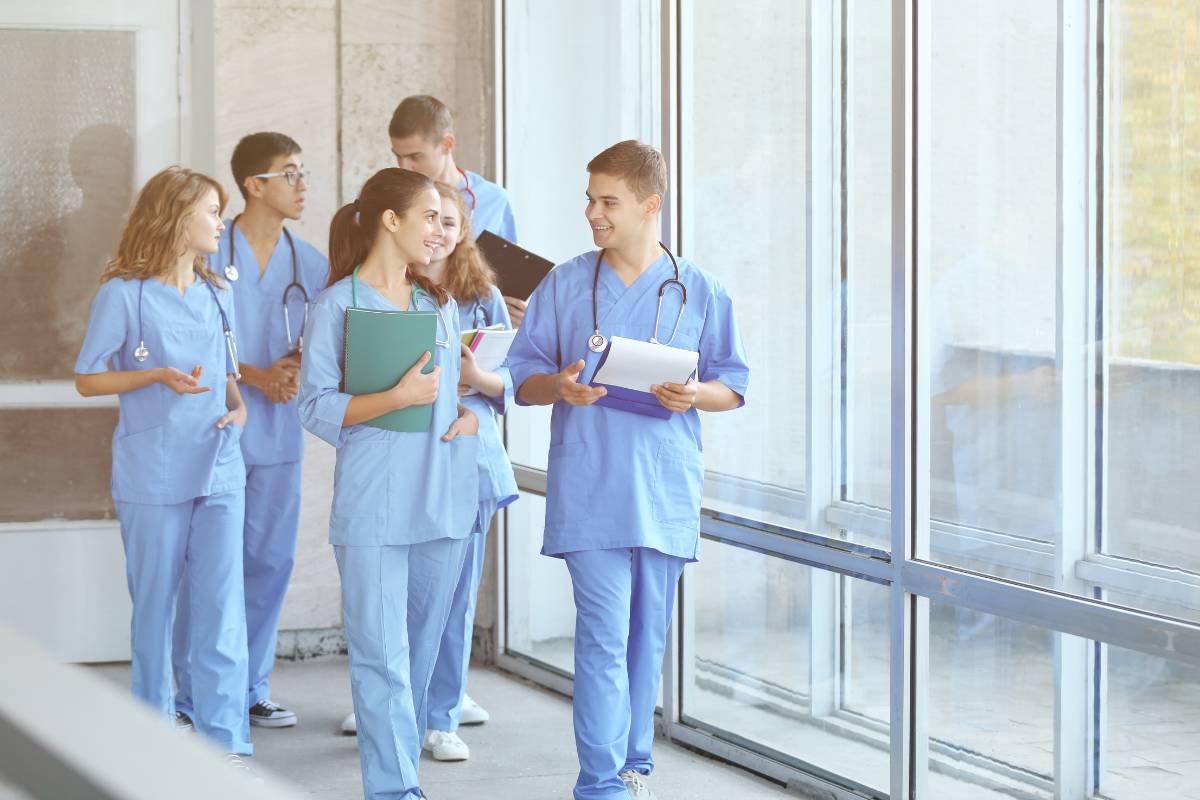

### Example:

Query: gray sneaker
xmin=174 ymin=711 xmax=193 ymax=731
xmin=249 ymin=699 xmax=297 ymax=728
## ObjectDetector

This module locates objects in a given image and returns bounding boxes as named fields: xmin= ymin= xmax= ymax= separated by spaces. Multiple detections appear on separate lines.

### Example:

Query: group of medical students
xmin=74 ymin=92 xmax=749 ymax=800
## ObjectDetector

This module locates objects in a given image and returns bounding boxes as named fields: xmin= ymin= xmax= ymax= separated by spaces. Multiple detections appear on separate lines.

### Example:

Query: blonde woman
xmin=75 ymin=166 xmax=253 ymax=761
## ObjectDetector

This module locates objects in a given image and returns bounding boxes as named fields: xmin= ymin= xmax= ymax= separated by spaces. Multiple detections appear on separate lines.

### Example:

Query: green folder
xmin=343 ymin=307 xmax=437 ymax=432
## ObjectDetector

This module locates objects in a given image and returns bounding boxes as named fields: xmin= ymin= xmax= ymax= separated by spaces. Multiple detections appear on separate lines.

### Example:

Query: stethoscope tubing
xmin=134 ymin=275 xmax=240 ymax=380
xmin=589 ymin=242 xmax=687 ymax=353
xmin=228 ymin=220 xmax=310 ymax=353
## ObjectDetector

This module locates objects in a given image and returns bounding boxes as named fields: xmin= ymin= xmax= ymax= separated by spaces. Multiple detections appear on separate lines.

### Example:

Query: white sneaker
xmin=423 ymin=729 xmax=470 ymax=761
xmin=458 ymin=693 xmax=490 ymax=725
xmin=340 ymin=712 xmax=357 ymax=735
xmin=620 ymin=770 xmax=658 ymax=800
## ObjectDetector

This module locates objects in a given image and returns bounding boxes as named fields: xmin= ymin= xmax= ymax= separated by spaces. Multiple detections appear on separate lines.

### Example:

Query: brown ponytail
xmin=326 ymin=167 xmax=450 ymax=305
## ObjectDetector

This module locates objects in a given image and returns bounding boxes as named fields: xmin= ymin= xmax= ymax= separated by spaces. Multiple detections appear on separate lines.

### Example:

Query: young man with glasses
xmin=172 ymin=132 xmax=329 ymax=731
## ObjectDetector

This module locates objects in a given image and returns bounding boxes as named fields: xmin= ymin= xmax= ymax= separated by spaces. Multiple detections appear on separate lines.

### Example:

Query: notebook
xmin=476 ymin=231 xmax=555 ymax=300
xmin=343 ymin=307 xmax=437 ymax=432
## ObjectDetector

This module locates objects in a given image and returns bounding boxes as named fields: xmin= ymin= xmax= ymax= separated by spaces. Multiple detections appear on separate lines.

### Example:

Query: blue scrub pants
xmin=116 ymin=490 xmax=252 ymax=755
xmin=175 ymin=461 xmax=301 ymax=714
xmin=426 ymin=499 xmax=499 ymax=732
xmin=563 ymin=547 xmax=686 ymax=800
xmin=336 ymin=536 xmax=469 ymax=800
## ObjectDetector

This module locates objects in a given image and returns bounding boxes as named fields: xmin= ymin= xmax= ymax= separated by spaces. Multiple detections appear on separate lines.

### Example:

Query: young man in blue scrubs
xmin=387 ymin=94 xmax=527 ymax=327
xmin=506 ymin=141 xmax=750 ymax=800
xmin=174 ymin=132 xmax=329 ymax=730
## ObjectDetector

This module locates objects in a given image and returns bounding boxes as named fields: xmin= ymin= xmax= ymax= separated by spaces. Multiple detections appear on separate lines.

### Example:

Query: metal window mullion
xmin=891 ymin=0 xmax=925 ymax=797
xmin=808 ymin=0 xmax=840 ymax=721
xmin=1054 ymin=1 xmax=1096 ymax=798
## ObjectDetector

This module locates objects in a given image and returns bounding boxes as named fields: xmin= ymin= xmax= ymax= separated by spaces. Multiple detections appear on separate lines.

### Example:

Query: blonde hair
xmin=101 ymin=166 xmax=227 ymax=285
xmin=586 ymin=140 xmax=667 ymax=201
xmin=433 ymin=182 xmax=498 ymax=305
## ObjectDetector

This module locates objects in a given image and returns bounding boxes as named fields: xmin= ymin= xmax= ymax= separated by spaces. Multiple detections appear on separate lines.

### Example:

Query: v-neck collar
xmin=597 ymin=251 xmax=670 ymax=297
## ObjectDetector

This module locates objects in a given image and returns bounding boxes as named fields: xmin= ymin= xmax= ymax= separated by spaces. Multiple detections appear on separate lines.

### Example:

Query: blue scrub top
xmin=75 ymin=275 xmax=246 ymax=506
xmin=459 ymin=169 xmax=517 ymax=243
xmin=211 ymin=221 xmax=329 ymax=466
xmin=458 ymin=285 xmax=519 ymax=512
xmin=506 ymin=250 xmax=750 ymax=561
xmin=297 ymin=275 xmax=479 ymax=546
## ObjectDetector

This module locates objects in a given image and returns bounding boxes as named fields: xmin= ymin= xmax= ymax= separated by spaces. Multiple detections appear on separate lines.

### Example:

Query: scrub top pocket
xmin=546 ymin=441 xmax=588 ymax=529
xmin=111 ymin=425 xmax=166 ymax=500
xmin=449 ymin=434 xmax=481 ymax=537
xmin=215 ymin=422 xmax=244 ymax=465
xmin=650 ymin=441 xmax=704 ymax=528
xmin=331 ymin=441 xmax=390 ymax=522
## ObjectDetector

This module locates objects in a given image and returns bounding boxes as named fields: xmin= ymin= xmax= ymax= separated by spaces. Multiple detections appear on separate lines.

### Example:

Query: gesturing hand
xmin=159 ymin=365 xmax=211 ymax=395
xmin=392 ymin=352 xmax=440 ymax=408
xmin=556 ymin=360 xmax=606 ymax=406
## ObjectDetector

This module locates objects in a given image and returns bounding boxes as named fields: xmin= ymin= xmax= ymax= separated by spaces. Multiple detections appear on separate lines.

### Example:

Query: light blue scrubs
xmin=174 ymin=222 xmax=328 ymax=718
xmin=298 ymin=275 xmax=479 ymax=800
xmin=426 ymin=286 xmax=519 ymax=733
xmin=75 ymin=274 xmax=252 ymax=756
xmin=459 ymin=169 xmax=517 ymax=242
xmin=506 ymin=250 xmax=750 ymax=799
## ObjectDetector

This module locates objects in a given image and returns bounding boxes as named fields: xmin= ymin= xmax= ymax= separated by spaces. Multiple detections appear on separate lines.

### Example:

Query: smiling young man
xmin=505 ymin=140 xmax=750 ymax=800
xmin=172 ymin=132 xmax=329 ymax=731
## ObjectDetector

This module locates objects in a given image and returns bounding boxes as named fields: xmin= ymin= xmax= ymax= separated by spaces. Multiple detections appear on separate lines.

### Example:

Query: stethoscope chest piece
xmin=224 ymin=263 xmax=239 ymax=282
xmin=134 ymin=342 xmax=149 ymax=362
xmin=588 ymin=333 xmax=608 ymax=353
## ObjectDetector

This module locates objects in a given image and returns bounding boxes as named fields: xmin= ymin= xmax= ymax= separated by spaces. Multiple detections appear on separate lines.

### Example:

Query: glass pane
xmin=1105 ymin=1 xmax=1200 ymax=576
xmin=0 ymin=29 xmax=135 ymax=381
xmin=928 ymin=602 xmax=1054 ymax=799
xmin=503 ymin=491 xmax=575 ymax=674
xmin=681 ymin=0 xmax=807 ymax=529
xmin=1102 ymin=643 xmax=1200 ymax=798
xmin=0 ymin=408 xmax=117 ymax=522
xmin=503 ymin=0 xmax=660 ymax=472
xmin=682 ymin=537 xmax=890 ymax=794
xmin=922 ymin=1 xmax=1061 ymax=587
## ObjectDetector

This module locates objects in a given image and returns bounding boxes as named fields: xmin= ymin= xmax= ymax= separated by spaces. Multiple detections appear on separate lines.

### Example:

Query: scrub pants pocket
xmin=650 ymin=442 xmax=704 ymax=527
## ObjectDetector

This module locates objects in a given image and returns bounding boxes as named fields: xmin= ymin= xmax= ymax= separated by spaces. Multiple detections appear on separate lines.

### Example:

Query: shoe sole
xmin=250 ymin=716 xmax=297 ymax=728
xmin=457 ymin=715 xmax=488 ymax=726
xmin=425 ymin=749 xmax=470 ymax=762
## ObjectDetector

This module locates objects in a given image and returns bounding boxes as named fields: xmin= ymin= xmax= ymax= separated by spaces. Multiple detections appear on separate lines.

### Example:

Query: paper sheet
xmin=591 ymin=335 xmax=699 ymax=392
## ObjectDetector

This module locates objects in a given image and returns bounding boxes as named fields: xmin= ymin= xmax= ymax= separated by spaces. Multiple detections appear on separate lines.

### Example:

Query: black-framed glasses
xmin=251 ymin=169 xmax=310 ymax=187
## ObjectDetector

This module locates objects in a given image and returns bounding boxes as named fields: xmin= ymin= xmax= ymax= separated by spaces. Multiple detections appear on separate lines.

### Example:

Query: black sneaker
xmin=174 ymin=711 xmax=193 ymax=731
xmin=249 ymin=699 xmax=298 ymax=728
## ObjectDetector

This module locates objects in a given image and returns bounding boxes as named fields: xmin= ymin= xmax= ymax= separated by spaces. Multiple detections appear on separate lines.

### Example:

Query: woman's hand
xmin=459 ymin=343 xmax=482 ymax=389
xmin=504 ymin=296 xmax=526 ymax=328
xmin=158 ymin=365 xmax=211 ymax=395
xmin=442 ymin=405 xmax=479 ymax=441
xmin=216 ymin=402 xmax=247 ymax=429
xmin=389 ymin=351 xmax=440 ymax=409
xmin=651 ymin=379 xmax=699 ymax=413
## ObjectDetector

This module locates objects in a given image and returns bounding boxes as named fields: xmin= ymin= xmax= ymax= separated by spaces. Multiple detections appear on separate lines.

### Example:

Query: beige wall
xmin=211 ymin=0 xmax=497 ymax=640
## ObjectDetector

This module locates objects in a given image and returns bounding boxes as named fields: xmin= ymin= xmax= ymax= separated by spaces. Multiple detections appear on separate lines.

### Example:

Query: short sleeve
xmin=506 ymin=273 xmax=562 ymax=404
xmin=74 ymin=280 xmax=130 ymax=375
xmin=697 ymin=281 xmax=750 ymax=406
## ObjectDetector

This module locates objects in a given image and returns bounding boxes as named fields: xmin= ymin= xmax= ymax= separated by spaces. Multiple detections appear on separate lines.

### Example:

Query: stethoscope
xmin=225 ymin=220 xmax=310 ymax=353
xmin=588 ymin=242 xmax=688 ymax=353
xmin=350 ymin=266 xmax=452 ymax=349
xmin=457 ymin=167 xmax=477 ymax=211
xmin=133 ymin=275 xmax=240 ymax=380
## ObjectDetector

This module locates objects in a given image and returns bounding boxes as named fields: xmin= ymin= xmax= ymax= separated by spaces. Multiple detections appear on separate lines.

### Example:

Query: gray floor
xmin=84 ymin=656 xmax=794 ymax=800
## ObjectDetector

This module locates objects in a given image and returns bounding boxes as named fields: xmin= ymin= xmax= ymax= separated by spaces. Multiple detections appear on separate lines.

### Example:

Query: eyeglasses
xmin=251 ymin=169 xmax=310 ymax=187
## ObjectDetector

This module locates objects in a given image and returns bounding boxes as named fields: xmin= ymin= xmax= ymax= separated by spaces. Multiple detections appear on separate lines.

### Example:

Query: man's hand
xmin=652 ymin=379 xmax=699 ymax=413
xmin=556 ymin=360 xmax=606 ymax=406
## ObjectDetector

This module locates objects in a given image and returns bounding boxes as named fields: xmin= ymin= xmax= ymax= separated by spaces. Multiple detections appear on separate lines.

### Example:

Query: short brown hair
xmin=388 ymin=95 xmax=454 ymax=142
xmin=586 ymin=140 xmax=667 ymax=201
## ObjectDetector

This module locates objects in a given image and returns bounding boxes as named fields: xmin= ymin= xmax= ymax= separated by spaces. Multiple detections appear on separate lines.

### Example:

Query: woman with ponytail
xmin=74 ymin=166 xmax=253 ymax=762
xmin=297 ymin=167 xmax=479 ymax=800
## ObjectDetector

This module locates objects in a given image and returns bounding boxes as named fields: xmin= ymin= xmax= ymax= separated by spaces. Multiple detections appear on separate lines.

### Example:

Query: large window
xmin=497 ymin=2 xmax=1200 ymax=798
